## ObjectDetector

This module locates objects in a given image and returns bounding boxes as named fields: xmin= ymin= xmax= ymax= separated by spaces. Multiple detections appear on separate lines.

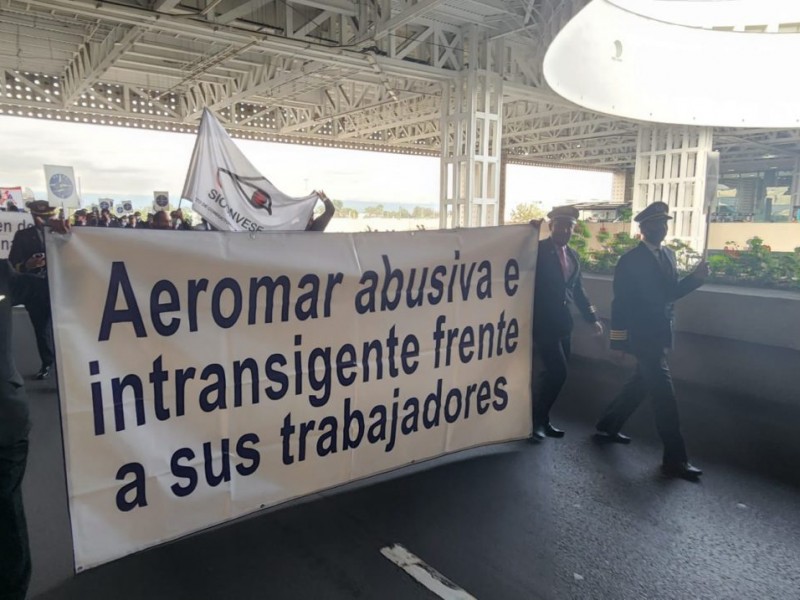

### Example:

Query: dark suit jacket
xmin=533 ymin=237 xmax=598 ymax=341
xmin=8 ymin=225 xmax=45 ymax=274
xmin=609 ymin=242 xmax=703 ymax=355
xmin=0 ymin=260 xmax=42 ymax=446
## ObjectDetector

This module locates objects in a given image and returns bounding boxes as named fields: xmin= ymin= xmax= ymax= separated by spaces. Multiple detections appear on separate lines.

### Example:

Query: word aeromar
xmin=97 ymin=252 xmax=519 ymax=340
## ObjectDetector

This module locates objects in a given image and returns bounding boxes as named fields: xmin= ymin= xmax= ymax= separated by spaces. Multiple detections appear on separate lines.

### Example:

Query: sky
xmin=0 ymin=116 xmax=612 ymax=215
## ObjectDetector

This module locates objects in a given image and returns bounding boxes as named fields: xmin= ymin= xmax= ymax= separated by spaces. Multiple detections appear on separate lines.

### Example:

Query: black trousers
xmin=0 ymin=439 xmax=30 ymax=600
xmin=533 ymin=336 xmax=571 ymax=426
xmin=25 ymin=302 xmax=53 ymax=368
xmin=596 ymin=350 xmax=688 ymax=465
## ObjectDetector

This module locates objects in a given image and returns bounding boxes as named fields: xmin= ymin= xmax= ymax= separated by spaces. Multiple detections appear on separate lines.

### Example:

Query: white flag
xmin=181 ymin=109 xmax=317 ymax=231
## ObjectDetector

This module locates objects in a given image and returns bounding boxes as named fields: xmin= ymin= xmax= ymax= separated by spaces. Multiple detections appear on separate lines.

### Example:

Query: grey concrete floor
xmin=13 ymin=310 xmax=800 ymax=600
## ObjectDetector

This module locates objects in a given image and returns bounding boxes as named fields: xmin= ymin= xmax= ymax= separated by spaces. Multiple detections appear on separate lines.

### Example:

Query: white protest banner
xmin=0 ymin=186 xmax=24 ymax=210
xmin=181 ymin=109 xmax=318 ymax=231
xmin=0 ymin=212 xmax=33 ymax=259
xmin=44 ymin=165 xmax=80 ymax=208
xmin=47 ymin=224 xmax=539 ymax=570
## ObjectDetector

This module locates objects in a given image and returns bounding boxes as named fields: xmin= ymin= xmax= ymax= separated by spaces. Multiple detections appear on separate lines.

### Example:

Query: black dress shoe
xmin=530 ymin=425 xmax=546 ymax=443
xmin=661 ymin=462 xmax=703 ymax=480
xmin=544 ymin=424 xmax=565 ymax=438
xmin=34 ymin=365 xmax=51 ymax=380
xmin=593 ymin=430 xmax=631 ymax=444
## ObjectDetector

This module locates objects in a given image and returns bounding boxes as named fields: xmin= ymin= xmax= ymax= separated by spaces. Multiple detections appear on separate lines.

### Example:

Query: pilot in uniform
xmin=531 ymin=205 xmax=603 ymax=441
xmin=595 ymin=201 xmax=709 ymax=480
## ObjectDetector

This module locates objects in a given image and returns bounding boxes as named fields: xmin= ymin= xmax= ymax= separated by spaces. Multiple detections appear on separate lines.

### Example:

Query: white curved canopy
xmin=544 ymin=0 xmax=800 ymax=128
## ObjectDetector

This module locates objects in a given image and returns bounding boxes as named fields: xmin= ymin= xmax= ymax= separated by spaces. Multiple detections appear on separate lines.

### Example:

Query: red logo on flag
xmin=217 ymin=168 xmax=274 ymax=215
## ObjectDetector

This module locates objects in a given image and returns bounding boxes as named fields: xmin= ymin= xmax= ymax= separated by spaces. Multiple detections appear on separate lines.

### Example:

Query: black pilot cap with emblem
xmin=634 ymin=201 xmax=673 ymax=223
xmin=26 ymin=200 xmax=57 ymax=216
xmin=546 ymin=205 xmax=579 ymax=223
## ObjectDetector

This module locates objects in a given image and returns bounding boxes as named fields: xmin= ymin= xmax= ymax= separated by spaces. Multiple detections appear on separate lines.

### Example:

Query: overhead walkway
xmin=14 ymin=309 xmax=800 ymax=600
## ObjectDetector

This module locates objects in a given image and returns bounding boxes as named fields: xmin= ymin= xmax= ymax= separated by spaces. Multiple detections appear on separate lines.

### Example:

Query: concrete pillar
xmin=632 ymin=125 xmax=714 ymax=251
xmin=439 ymin=30 xmax=503 ymax=228
xmin=611 ymin=170 xmax=635 ymax=204
xmin=790 ymin=158 xmax=800 ymax=221
xmin=611 ymin=171 xmax=626 ymax=203
xmin=498 ymin=153 xmax=507 ymax=225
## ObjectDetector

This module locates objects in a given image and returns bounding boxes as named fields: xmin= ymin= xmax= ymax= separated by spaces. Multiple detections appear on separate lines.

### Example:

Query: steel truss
xmin=0 ymin=0 xmax=799 ymax=175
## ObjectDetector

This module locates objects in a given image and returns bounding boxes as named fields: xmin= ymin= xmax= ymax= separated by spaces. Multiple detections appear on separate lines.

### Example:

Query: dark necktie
xmin=657 ymin=248 xmax=673 ymax=278
xmin=558 ymin=245 xmax=571 ymax=281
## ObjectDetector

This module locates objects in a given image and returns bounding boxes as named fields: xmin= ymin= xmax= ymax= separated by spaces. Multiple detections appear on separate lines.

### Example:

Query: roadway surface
xmin=12 ymin=309 xmax=800 ymax=600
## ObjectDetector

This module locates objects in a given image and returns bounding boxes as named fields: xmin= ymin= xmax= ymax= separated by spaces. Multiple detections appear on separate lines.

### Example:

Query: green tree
xmin=412 ymin=206 xmax=436 ymax=219
xmin=568 ymin=221 xmax=591 ymax=266
xmin=509 ymin=202 xmax=545 ymax=224
xmin=364 ymin=204 xmax=384 ymax=217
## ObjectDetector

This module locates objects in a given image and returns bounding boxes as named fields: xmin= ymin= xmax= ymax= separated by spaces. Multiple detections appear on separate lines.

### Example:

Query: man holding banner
xmin=8 ymin=201 xmax=56 ymax=380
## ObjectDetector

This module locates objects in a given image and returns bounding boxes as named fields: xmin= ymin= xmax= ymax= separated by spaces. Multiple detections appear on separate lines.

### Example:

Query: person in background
xmin=72 ymin=210 xmax=87 ymax=227
xmin=7 ymin=201 xmax=56 ymax=380
xmin=0 ymin=260 xmax=44 ymax=600
xmin=531 ymin=206 xmax=603 ymax=442
xmin=306 ymin=190 xmax=335 ymax=231
xmin=170 ymin=208 xmax=192 ymax=230
xmin=193 ymin=218 xmax=214 ymax=231
xmin=152 ymin=210 xmax=171 ymax=230
xmin=595 ymin=201 xmax=709 ymax=480
xmin=0 ymin=215 xmax=66 ymax=600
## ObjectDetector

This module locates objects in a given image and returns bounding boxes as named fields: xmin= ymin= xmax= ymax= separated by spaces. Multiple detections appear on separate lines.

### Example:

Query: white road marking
xmin=380 ymin=543 xmax=477 ymax=600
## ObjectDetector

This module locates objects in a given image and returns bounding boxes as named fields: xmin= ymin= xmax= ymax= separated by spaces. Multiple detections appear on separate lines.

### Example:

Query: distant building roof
xmin=572 ymin=202 xmax=630 ymax=211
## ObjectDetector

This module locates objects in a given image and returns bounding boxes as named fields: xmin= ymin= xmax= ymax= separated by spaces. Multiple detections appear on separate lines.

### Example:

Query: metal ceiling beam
xmin=278 ymin=91 xmax=424 ymax=134
xmin=505 ymin=129 xmax=636 ymax=150
xmin=152 ymin=0 xmax=182 ymax=11
xmin=214 ymin=0 xmax=276 ymax=24
xmin=63 ymin=25 xmax=143 ymax=105
xmin=13 ymin=0 xmax=792 ymax=173
xmin=374 ymin=0 xmax=447 ymax=40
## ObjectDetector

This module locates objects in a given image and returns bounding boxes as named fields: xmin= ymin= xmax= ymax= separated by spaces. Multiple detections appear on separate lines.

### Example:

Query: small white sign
xmin=44 ymin=165 xmax=80 ymax=208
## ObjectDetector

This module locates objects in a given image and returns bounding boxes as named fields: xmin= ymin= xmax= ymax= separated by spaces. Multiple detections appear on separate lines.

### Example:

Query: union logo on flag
xmin=217 ymin=168 xmax=273 ymax=215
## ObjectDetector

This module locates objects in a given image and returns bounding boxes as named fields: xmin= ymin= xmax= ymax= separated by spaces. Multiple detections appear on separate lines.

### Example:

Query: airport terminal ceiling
xmin=1 ymin=0 xmax=799 ymax=174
